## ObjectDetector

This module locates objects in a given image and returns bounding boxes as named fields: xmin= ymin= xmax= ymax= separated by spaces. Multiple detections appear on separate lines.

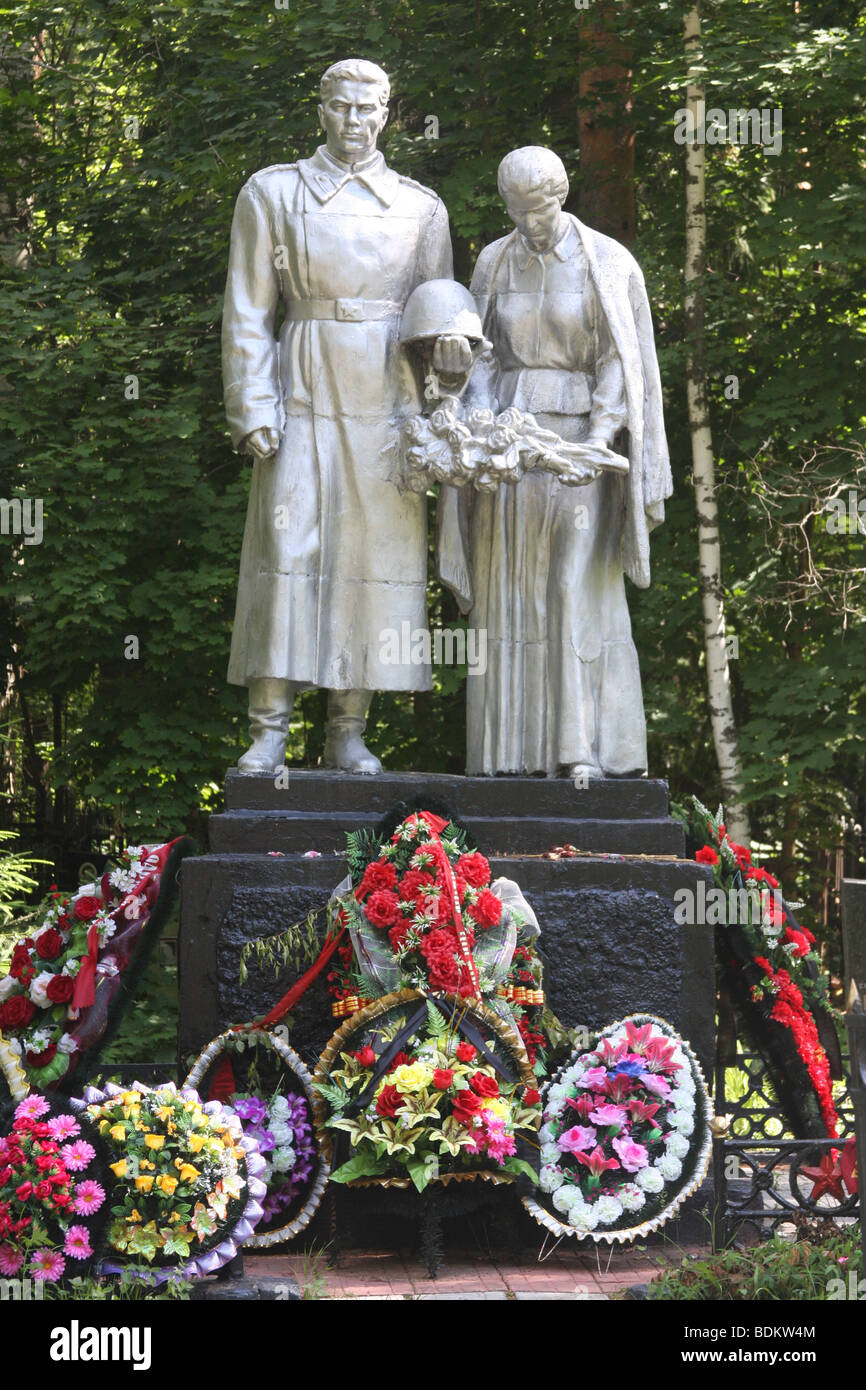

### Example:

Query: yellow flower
xmin=133 ymin=1121 xmax=145 ymax=1132
xmin=481 ymin=1098 xmax=509 ymax=1123
xmin=139 ymin=1159 xmax=155 ymax=1172
xmin=109 ymin=1159 xmax=127 ymax=1179
xmin=169 ymin=1211 xmax=183 ymax=1224
xmin=387 ymin=1062 xmax=432 ymax=1094
xmin=156 ymin=1174 xmax=178 ymax=1196
xmin=109 ymin=1123 xmax=126 ymax=1142
xmin=129 ymin=1208 xmax=142 ymax=1223
xmin=121 ymin=1091 xmax=140 ymax=1105
xmin=134 ymin=1175 xmax=154 ymax=1193
xmin=144 ymin=1133 xmax=165 ymax=1150
xmin=178 ymin=1163 xmax=200 ymax=1184
xmin=155 ymin=1105 xmax=174 ymax=1122
xmin=187 ymin=1132 xmax=208 ymax=1153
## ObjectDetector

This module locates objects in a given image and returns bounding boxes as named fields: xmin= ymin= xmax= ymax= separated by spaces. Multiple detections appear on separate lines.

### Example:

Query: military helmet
xmin=399 ymin=279 xmax=490 ymax=348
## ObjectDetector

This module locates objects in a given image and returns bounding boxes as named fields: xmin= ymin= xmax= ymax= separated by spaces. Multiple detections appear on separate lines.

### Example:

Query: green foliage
xmin=0 ymin=835 xmax=47 ymax=931
xmin=644 ymin=1224 xmax=863 ymax=1301
xmin=237 ymin=910 xmax=324 ymax=987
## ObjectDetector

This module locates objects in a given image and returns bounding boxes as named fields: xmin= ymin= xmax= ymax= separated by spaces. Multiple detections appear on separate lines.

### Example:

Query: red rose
xmin=386 ymin=1051 xmax=411 ymax=1073
xmin=25 ymin=1044 xmax=57 ymax=1068
xmin=432 ymin=1069 xmax=453 ymax=1090
xmin=354 ymin=1046 xmax=376 ymax=1067
xmin=355 ymin=860 xmax=398 ymax=901
xmin=695 ymin=846 xmax=719 ymax=866
xmin=388 ymin=921 xmax=411 ymax=953
xmin=728 ymin=842 xmax=752 ymax=870
xmin=784 ymin=928 xmax=811 ymax=958
xmin=15 ymin=1182 xmax=33 ymax=1201
xmin=456 ymin=1042 xmax=476 ymax=1063
xmin=73 ymin=895 xmax=102 ymax=921
xmin=524 ymin=1088 xmax=542 ymax=1106
xmin=469 ymin=889 xmax=502 ymax=930
xmin=375 ymin=1084 xmax=403 ymax=1118
xmin=469 ymin=1072 xmax=499 ymax=1098
xmin=46 ymin=974 xmax=74 ymax=1004
xmin=35 ymin=928 xmax=64 ymax=961
xmin=0 ymin=995 xmax=36 ymax=1031
xmin=398 ymin=869 xmax=435 ymax=902
xmin=9 ymin=943 xmax=35 ymax=983
xmin=456 ymin=852 xmax=490 ymax=888
xmin=56 ymin=911 xmax=72 ymax=931
xmin=52 ymin=1193 xmax=71 ymax=1208
xmin=34 ymin=1181 xmax=53 ymax=1201
xmin=364 ymin=889 xmax=401 ymax=929
xmin=452 ymin=1090 xmax=482 ymax=1124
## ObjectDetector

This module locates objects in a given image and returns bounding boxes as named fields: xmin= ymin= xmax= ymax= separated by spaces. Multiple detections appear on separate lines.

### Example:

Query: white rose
xmin=0 ymin=975 xmax=19 ymax=1003
xmin=539 ymin=1164 xmax=563 ymax=1193
xmin=595 ymin=1195 xmax=623 ymax=1225
xmin=670 ymin=1089 xmax=696 ymax=1114
xmin=552 ymin=1185 xmax=584 ymax=1215
xmin=547 ymin=1084 xmax=568 ymax=1107
xmin=271 ymin=1148 xmax=297 ymax=1173
xmin=270 ymin=1096 xmax=290 ymax=1117
xmin=538 ymin=1122 xmax=557 ymax=1145
xmin=636 ymin=1166 xmax=664 ymax=1194
xmin=540 ymin=1143 xmax=560 ymax=1165
xmin=568 ymin=1204 xmax=600 ymax=1233
xmin=57 ymin=1033 xmax=79 ymax=1055
xmin=619 ymin=1183 xmax=646 ymax=1213
xmin=671 ymin=1111 xmax=695 ymax=1136
xmin=664 ymin=1132 xmax=690 ymax=1160
xmin=29 ymin=971 xmax=56 ymax=1008
xmin=655 ymin=1153 xmax=683 ymax=1181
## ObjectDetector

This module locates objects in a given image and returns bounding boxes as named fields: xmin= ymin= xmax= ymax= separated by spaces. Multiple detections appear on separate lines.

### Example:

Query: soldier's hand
xmin=432 ymin=334 xmax=473 ymax=375
xmin=243 ymin=427 xmax=280 ymax=460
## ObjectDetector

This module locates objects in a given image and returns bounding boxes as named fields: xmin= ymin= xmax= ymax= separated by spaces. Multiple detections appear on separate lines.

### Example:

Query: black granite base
xmin=179 ymin=771 xmax=714 ymax=1080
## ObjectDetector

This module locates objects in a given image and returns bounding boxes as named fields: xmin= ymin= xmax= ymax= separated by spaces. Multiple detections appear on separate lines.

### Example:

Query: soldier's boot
xmin=238 ymin=678 xmax=296 ymax=773
xmin=323 ymin=689 xmax=384 ymax=775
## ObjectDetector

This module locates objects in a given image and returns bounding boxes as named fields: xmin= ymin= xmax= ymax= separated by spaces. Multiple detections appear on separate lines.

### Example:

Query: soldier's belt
xmin=287 ymin=298 xmax=402 ymax=323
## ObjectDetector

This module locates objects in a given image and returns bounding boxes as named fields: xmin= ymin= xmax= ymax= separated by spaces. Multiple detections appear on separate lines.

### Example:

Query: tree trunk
xmin=577 ymin=2 xmax=635 ymax=246
xmin=682 ymin=4 xmax=750 ymax=843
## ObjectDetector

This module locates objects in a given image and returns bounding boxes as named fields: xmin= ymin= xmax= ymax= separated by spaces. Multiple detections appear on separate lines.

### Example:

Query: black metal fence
xmin=712 ymin=1047 xmax=859 ymax=1246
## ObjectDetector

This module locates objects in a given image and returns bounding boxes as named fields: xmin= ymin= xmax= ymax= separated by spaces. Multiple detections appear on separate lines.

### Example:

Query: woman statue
xmin=437 ymin=147 xmax=671 ymax=779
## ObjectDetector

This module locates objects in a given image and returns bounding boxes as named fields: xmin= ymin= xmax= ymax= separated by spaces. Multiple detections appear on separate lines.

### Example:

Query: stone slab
xmin=213 ymin=770 xmax=686 ymax=858
xmin=178 ymin=849 xmax=715 ymax=1083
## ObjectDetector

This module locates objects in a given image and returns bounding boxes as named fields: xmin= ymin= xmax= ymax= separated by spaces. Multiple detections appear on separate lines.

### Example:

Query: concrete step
xmin=208 ymin=808 xmax=685 ymax=857
xmin=224 ymin=768 xmax=671 ymax=820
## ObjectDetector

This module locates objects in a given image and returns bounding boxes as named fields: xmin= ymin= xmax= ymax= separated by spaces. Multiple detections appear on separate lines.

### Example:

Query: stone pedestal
xmin=178 ymin=771 xmax=715 ymax=1082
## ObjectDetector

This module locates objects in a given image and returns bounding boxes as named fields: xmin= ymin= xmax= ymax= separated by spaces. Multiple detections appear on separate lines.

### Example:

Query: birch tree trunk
xmin=683 ymin=4 xmax=751 ymax=843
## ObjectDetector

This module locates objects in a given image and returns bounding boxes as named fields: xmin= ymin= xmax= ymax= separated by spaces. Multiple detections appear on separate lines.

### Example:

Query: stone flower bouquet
xmin=399 ymin=395 xmax=629 ymax=493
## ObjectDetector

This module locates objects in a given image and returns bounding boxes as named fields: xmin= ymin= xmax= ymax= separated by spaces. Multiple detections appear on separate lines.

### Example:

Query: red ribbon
xmin=71 ymin=923 xmax=100 ymax=1011
xmin=406 ymin=810 xmax=480 ymax=998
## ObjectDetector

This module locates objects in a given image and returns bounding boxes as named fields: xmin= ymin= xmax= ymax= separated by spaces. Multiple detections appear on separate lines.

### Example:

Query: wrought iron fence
xmin=715 ymin=1048 xmax=856 ymax=1142
xmin=712 ymin=1136 xmax=859 ymax=1247
xmin=711 ymin=1043 xmax=859 ymax=1246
